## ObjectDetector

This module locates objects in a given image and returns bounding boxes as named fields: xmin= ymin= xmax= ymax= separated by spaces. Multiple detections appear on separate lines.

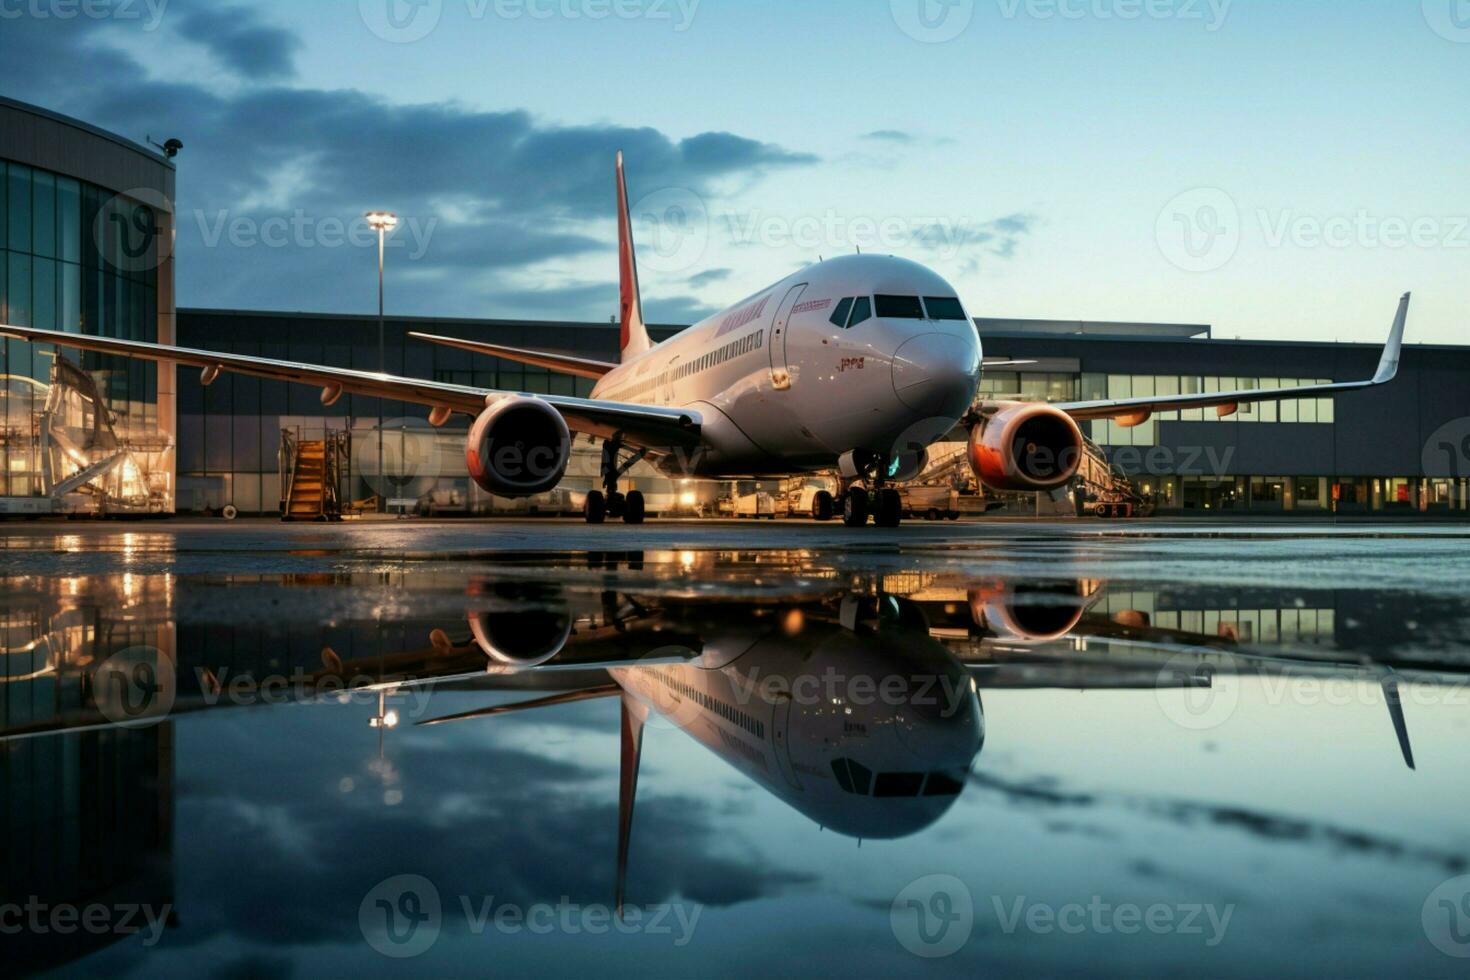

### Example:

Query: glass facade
xmin=0 ymin=158 xmax=164 ymax=504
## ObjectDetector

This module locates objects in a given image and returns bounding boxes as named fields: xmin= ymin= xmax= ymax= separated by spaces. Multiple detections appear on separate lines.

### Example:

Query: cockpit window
xmin=829 ymin=297 xmax=853 ymax=328
xmin=921 ymin=770 xmax=966 ymax=797
xmin=873 ymin=772 xmax=926 ymax=797
xmin=846 ymin=296 xmax=872 ymax=328
xmin=833 ymin=761 xmax=968 ymax=797
xmin=923 ymin=297 xmax=967 ymax=321
xmin=831 ymin=757 xmax=873 ymax=794
xmin=874 ymin=295 xmax=924 ymax=319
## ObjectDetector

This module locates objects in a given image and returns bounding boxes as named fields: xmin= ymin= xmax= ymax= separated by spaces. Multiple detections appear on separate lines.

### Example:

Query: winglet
xmin=615 ymin=151 xmax=652 ymax=362
xmin=1372 ymin=292 xmax=1410 ymax=385
xmin=1380 ymin=672 xmax=1416 ymax=771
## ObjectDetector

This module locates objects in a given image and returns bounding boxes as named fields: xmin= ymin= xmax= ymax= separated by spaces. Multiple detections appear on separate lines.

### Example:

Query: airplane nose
xmin=891 ymin=333 xmax=981 ymax=417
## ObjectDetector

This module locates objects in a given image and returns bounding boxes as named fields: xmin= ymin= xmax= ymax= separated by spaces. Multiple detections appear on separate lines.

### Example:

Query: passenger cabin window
xmin=846 ymin=296 xmax=872 ymax=328
xmin=830 ymin=297 xmax=853 ymax=328
xmin=923 ymin=296 xmax=967 ymax=321
xmin=874 ymin=295 xmax=924 ymax=319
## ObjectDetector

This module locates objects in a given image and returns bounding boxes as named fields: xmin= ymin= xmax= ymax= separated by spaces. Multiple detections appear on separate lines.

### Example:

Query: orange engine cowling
xmin=967 ymin=402 xmax=1084 ymax=492
xmin=465 ymin=396 xmax=572 ymax=497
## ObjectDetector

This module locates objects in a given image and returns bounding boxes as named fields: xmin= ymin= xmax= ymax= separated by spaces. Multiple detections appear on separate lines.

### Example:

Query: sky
xmin=0 ymin=0 xmax=1465 ymax=343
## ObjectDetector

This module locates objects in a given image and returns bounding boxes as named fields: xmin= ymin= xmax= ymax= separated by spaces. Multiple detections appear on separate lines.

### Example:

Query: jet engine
xmin=967 ymin=402 xmax=1084 ymax=492
xmin=968 ymin=581 xmax=1092 ymax=643
xmin=467 ymin=582 xmax=573 ymax=667
xmin=465 ymin=396 xmax=571 ymax=497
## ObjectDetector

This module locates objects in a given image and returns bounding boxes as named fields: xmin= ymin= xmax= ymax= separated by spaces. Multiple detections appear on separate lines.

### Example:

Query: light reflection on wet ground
xmin=5 ymin=522 xmax=1470 ymax=977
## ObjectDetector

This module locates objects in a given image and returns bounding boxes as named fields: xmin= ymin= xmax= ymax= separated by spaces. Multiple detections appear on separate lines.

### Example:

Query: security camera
xmin=163 ymin=138 xmax=183 ymax=159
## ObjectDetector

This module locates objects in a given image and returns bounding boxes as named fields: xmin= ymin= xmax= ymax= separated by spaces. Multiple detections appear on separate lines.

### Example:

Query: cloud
xmin=0 ymin=10 xmax=818 ymax=320
xmin=175 ymin=4 xmax=302 ymax=80
xmin=686 ymin=268 xmax=734 ymax=289
xmin=860 ymin=130 xmax=914 ymax=143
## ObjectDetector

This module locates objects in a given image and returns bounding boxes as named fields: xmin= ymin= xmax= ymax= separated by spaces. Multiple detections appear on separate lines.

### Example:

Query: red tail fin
xmin=615 ymin=151 xmax=652 ymax=361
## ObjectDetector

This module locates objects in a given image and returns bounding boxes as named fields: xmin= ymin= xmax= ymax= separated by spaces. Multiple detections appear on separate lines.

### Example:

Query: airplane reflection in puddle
xmin=3 ymin=559 xmax=1463 ymax=932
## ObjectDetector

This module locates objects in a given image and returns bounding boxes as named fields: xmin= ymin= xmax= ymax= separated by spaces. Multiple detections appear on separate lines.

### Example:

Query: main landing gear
xmin=585 ymin=437 xmax=646 ymax=525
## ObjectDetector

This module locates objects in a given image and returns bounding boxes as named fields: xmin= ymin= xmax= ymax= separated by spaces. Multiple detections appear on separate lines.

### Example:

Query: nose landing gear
xmin=837 ymin=454 xmax=906 ymax=528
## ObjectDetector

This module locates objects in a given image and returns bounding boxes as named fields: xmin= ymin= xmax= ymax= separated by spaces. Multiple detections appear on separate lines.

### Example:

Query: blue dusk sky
xmin=0 ymin=0 xmax=1464 ymax=343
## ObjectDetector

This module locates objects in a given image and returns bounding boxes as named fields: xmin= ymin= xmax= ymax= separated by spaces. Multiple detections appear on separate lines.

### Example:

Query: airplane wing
xmin=0 ymin=323 xmax=702 ymax=450
xmin=408 ymin=332 xmax=617 ymax=380
xmin=1042 ymin=293 xmax=1409 ymax=422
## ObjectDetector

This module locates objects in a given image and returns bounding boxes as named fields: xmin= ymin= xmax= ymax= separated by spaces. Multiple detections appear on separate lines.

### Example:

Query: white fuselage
xmin=591 ymin=254 xmax=984 ymax=477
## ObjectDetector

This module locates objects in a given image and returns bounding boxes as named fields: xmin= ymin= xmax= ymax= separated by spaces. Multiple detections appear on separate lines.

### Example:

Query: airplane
xmin=1 ymin=155 xmax=1413 ymax=526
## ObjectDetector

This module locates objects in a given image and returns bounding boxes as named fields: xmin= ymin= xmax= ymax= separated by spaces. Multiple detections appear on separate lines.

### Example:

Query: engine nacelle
xmin=967 ymin=402 xmax=1084 ymax=492
xmin=968 ymin=581 xmax=1091 ymax=643
xmin=465 ymin=396 xmax=571 ymax=497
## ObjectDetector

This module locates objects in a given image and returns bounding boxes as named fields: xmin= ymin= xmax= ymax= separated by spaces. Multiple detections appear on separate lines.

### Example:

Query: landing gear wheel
xmin=842 ymin=488 xmax=870 ymax=527
xmin=624 ymin=490 xmax=646 ymax=525
xmin=607 ymin=491 xmax=627 ymax=519
xmin=584 ymin=491 xmax=607 ymax=524
xmin=812 ymin=490 xmax=834 ymax=522
xmin=875 ymin=488 xmax=903 ymax=528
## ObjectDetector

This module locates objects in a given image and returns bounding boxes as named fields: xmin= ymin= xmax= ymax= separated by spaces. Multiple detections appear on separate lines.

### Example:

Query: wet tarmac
xmin=5 ymin=518 xmax=1470 ymax=977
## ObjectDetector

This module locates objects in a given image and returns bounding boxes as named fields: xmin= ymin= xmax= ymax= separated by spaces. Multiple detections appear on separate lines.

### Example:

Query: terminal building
xmin=2 ymin=98 xmax=1467 ymax=519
